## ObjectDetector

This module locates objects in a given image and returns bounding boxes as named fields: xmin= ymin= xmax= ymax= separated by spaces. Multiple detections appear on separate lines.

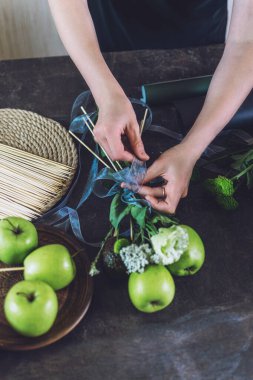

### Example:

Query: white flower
xmin=89 ymin=263 xmax=100 ymax=276
xmin=119 ymin=244 xmax=152 ymax=274
xmin=150 ymin=225 xmax=189 ymax=265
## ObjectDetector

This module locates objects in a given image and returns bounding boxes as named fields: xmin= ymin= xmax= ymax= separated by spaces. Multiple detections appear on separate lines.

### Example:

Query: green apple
xmin=4 ymin=280 xmax=58 ymax=337
xmin=24 ymin=244 xmax=76 ymax=290
xmin=113 ymin=238 xmax=129 ymax=254
xmin=0 ymin=217 xmax=38 ymax=265
xmin=128 ymin=264 xmax=175 ymax=313
xmin=167 ymin=225 xmax=205 ymax=276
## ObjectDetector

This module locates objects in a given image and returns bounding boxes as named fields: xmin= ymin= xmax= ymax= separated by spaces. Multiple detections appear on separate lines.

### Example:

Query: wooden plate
xmin=0 ymin=225 xmax=93 ymax=351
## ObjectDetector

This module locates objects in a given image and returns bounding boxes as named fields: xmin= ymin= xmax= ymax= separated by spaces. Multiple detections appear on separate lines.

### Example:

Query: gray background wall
xmin=0 ymin=0 xmax=66 ymax=60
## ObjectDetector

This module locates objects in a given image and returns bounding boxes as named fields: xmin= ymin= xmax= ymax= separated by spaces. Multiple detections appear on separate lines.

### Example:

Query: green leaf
xmin=130 ymin=206 xmax=147 ymax=228
xmin=145 ymin=221 xmax=159 ymax=237
xmin=231 ymin=149 xmax=253 ymax=172
xmin=246 ymin=169 xmax=253 ymax=189
xmin=230 ymin=149 xmax=253 ymax=188
xmin=109 ymin=194 xmax=131 ymax=229
xmin=151 ymin=212 xmax=178 ymax=227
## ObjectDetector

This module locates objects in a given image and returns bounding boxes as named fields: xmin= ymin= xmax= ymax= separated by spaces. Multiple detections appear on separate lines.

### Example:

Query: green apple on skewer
xmin=0 ymin=244 xmax=76 ymax=290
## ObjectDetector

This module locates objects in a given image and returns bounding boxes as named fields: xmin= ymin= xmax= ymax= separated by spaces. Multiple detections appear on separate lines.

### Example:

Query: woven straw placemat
xmin=0 ymin=108 xmax=78 ymax=219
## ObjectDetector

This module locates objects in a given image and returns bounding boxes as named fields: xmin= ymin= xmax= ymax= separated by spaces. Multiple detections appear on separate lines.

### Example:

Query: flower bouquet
xmin=88 ymin=159 xmax=205 ymax=313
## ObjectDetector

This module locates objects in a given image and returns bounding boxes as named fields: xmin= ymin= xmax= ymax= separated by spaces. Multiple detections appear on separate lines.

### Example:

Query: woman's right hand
xmin=48 ymin=0 xmax=148 ymax=162
xmin=93 ymin=93 xmax=149 ymax=162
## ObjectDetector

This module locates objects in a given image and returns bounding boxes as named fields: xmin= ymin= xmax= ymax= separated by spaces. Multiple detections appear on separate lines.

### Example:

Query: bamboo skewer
xmin=80 ymin=106 xmax=119 ymax=171
xmin=0 ymin=163 xmax=65 ymax=189
xmin=140 ymin=108 xmax=148 ymax=135
xmin=0 ymin=151 xmax=72 ymax=172
xmin=69 ymin=130 xmax=111 ymax=169
xmin=80 ymin=106 xmax=123 ymax=171
xmin=0 ymin=156 xmax=71 ymax=180
xmin=0 ymin=192 xmax=46 ymax=211
xmin=0 ymin=187 xmax=49 ymax=206
xmin=0 ymin=267 xmax=24 ymax=273
xmin=77 ymin=107 xmax=149 ymax=173
xmin=0 ymin=165 xmax=65 ymax=192
xmin=0 ymin=200 xmax=40 ymax=219
xmin=0 ymin=143 xmax=72 ymax=169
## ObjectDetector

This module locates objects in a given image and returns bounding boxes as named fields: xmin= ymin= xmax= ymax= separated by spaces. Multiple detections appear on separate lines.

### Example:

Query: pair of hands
xmin=94 ymin=95 xmax=198 ymax=214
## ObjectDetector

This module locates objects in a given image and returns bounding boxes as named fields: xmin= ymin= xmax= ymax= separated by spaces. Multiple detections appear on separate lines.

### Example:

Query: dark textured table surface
xmin=1 ymin=45 xmax=253 ymax=380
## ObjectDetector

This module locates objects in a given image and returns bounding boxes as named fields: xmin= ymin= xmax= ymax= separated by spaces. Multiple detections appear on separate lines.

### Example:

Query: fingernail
xmin=141 ymin=152 xmax=149 ymax=159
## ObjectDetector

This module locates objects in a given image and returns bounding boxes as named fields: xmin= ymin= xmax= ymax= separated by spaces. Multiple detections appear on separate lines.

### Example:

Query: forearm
xmin=48 ymin=0 xmax=125 ymax=106
xmin=181 ymin=0 xmax=253 ymax=159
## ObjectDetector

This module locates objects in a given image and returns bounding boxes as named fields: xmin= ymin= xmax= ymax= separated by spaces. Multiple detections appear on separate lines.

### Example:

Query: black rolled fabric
xmin=141 ymin=76 xmax=253 ymax=135
xmin=174 ymin=91 xmax=253 ymax=135
xmin=141 ymin=75 xmax=213 ymax=106
xmin=88 ymin=0 xmax=228 ymax=52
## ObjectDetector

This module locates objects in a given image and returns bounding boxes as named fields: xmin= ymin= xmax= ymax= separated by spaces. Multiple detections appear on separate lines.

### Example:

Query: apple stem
xmin=0 ymin=267 xmax=24 ymax=272
xmin=6 ymin=219 xmax=16 ymax=230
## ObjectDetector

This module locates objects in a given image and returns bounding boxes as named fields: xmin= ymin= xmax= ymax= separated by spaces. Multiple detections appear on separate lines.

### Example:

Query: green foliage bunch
xmin=204 ymin=148 xmax=253 ymax=210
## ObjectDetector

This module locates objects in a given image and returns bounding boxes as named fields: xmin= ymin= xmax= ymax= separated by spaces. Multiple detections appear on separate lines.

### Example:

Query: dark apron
xmin=88 ymin=0 xmax=227 ymax=52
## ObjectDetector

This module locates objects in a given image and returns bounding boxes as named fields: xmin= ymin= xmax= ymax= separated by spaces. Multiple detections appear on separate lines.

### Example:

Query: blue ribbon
xmin=93 ymin=158 xmax=149 ymax=207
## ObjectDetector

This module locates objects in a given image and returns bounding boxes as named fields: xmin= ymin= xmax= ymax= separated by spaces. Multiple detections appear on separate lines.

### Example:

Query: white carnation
xmin=150 ymin=225 xmax=189 ymax=265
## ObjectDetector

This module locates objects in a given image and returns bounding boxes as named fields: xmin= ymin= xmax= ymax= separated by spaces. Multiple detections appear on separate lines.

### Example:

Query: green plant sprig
xmin=204 ymin=156 xmax=253 ymax=210
xmin=89 ymin=227 xmax=114 ymax=276
xmin=109 ymin=192 xmax=178 ymax=243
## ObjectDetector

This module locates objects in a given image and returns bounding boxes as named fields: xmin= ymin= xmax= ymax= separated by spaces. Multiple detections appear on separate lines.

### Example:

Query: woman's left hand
xmin=130 ymin=144 xmax=199 ymax=214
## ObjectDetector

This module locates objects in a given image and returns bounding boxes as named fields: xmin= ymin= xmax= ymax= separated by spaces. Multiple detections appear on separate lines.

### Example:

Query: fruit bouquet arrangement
xmin=68 ymin=100 xmax=206 ymax=314
xmin=89 ymin=161 xmax=205 ymax=313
